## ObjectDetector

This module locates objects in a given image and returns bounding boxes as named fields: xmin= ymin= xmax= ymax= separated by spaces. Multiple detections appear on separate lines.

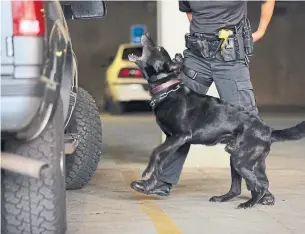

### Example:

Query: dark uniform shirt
xmin=179 ymin=0 xmax=247 ymax=40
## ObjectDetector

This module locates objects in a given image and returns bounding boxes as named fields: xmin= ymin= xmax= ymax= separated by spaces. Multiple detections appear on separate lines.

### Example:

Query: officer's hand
xmin=252 ymin=30 xmax=265 ymax=43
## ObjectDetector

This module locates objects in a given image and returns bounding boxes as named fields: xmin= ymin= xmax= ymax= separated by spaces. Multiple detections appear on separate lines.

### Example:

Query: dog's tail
xmin=271 ymin=121 xmax=305 ymax=143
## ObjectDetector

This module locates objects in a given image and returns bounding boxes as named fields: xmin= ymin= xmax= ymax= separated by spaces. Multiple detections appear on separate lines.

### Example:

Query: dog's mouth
xmin=128 ymin=33 xmax=153 ymax=63
xmin=128 ymin=53 xmax=139 ymax=62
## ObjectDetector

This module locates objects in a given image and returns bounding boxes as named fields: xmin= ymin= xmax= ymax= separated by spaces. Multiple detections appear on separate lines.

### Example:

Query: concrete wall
xmin=66 ymin=1 xmax=157 ymax=110
xmin=247 ymin=1 xmax=305 ymax=109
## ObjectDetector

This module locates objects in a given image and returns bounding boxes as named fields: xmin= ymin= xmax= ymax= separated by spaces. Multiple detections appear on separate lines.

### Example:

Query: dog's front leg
xmin=141 ymin=146 xmax=161 ymax=180
xmin=131 ymin=134 xmax=191 ymax=195
xmin=142 ymin=131 xmax=171 ymax=180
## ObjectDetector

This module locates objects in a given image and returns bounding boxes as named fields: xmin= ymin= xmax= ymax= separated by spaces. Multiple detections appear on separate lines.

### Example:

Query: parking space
xmin=66 ymin=112 xmax=305 ymax=234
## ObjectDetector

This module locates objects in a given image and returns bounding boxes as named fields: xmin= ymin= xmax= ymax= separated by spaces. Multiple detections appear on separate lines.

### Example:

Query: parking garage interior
xmin=1 ymin=1 xmax=305 ymax=234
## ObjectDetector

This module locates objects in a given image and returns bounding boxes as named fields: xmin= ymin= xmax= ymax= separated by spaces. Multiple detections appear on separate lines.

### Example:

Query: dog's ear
xmin=164 ymin=61 xmax=182 ymax=73
xmin=164 ymin=62 xmax=179 ymax=72
xmin=174 ymin=53 xmax=183 ymax=63
xmin=164 ymin=54 xmax=184 ymax=73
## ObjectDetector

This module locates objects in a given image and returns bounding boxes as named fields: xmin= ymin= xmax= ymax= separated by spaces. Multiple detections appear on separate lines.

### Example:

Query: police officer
xmin=146 ymin=0 xmax=276 ymax=204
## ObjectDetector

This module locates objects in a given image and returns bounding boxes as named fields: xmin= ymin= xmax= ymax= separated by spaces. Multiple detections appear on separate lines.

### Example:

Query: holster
xmin=221 ymin=23 xmax=247 ymax=61
xmin=235 ymin=31 xmax=246 ymax=60
xmin=221 ymin=37 xmax=237 ymax=62
xmin=242 ymin=17 xmax=254 ymax=56
xmin=185 ymin=33 xmax=209 ymax=58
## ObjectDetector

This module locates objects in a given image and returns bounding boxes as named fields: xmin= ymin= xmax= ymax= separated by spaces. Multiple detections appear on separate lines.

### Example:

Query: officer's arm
xmin=179 ymin=1 xmax=192 ymax=22
xmin=186 ymin=13 xmax=192 ymax=22
xmin=253 ymin=0 xmax=275 ymax=42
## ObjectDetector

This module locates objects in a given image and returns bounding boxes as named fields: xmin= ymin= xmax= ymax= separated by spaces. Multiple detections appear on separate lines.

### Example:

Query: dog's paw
xmin=258 ymin=194 xmax=275 ymax=206
xmin=128 ymin=53 xmax=139 ymax=62
xmin=237 ymin=199 xmax=255 ymax=209
xmin=209 ymin=192 xmax=240 ymax=203
xmin=209 ymin=196 xmax=224 ymax=203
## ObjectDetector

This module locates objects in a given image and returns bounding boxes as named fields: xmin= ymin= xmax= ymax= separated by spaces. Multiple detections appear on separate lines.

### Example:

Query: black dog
xmin=128 ymin=33 xmax=305 ymax=209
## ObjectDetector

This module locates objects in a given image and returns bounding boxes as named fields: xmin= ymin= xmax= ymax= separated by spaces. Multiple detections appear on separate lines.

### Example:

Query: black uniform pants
xmin=157 ymin=49 xmax=270 ymax=191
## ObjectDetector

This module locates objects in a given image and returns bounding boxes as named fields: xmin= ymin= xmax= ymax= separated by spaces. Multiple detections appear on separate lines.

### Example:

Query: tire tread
xmin=65 ymin=87 xmax=102 ymax=190
xmin=2 ymin=102 xmax=65 ymax=234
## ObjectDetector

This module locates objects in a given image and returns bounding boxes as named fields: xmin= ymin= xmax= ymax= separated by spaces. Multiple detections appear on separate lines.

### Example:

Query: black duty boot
xmin=130 ymin=178 xmax=172 ymax=197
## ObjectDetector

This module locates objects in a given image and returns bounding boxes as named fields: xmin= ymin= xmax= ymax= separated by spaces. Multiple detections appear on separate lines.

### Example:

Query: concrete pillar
xmin=157 ymin=1 xmax=229 ymax=168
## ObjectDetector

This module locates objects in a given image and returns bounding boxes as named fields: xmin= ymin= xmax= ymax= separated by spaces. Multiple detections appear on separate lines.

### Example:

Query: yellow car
xmin=104 ymin=43 xmax=151 ymax=114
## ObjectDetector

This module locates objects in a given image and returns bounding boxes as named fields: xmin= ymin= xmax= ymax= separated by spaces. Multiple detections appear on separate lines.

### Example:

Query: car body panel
xmin=0 ymin=0 xmax=71 ymax=140
xmin=0 ymin=1 xmax=14 ymax=69
xmin=1 ymin=0 xmax=107 ymax=139
xmin=105 ymin=43 xmax=150 ymax=102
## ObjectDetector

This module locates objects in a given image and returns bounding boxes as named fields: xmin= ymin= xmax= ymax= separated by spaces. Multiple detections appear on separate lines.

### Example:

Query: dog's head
xmin=128 ymin=33 xmax=183 ymax=83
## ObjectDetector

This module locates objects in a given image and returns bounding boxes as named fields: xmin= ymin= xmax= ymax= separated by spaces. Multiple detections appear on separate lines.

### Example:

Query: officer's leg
xmin=157 ymin=50 xmax=213 ymax=186
xmin=158 ymin=143 xmax=191 ymax=184
xmin=212 ymin=59 xmax=274 ymax=205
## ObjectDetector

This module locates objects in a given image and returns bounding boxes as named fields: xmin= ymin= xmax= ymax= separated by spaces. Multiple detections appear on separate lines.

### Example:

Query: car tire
xmin=1 ymin=100 xmax=66 ymax=234
xmin=65 ymin=87 xmax=103 ymax=190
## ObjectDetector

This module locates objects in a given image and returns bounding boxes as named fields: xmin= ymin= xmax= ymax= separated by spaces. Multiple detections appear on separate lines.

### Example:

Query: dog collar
xmin=150 ymin=79 xmax=181 ymax=95
xmin=150 ymin=70 xmax=178 ymax=83
xmin=150 ymin=80 xmax=182 ymax=107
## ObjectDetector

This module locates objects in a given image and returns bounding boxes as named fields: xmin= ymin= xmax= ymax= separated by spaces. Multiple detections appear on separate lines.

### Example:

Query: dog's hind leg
xmin=236 ymin=169 xmax=266 ymax=209
xmin=209 ymin=156 xmax=242 ymax=203
xmin=252 ymin=149 xmax=275 ymax=206
xmin=233 ymin=158 xmax=266 ymax=209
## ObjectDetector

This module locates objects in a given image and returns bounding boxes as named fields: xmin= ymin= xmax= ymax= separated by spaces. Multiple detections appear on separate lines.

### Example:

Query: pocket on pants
xmin=179 ymin=71 xmax=210 ymax=95
xmin=235 ymin=80 xmax=257 ymax=112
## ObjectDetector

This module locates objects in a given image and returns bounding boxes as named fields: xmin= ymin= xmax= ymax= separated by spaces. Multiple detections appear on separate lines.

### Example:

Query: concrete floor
xmin=67 ymin=111 xmax=305 ymax=234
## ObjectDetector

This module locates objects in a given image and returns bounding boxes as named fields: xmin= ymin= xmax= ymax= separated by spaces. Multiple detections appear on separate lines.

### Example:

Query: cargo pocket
xmin=179 ymin=67 xmax=212 ymax=95
xmin=236 ymin=80 xmax=258 ymax=114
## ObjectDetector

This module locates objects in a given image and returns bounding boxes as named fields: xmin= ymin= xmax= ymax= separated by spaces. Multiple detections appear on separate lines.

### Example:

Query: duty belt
xmin=185 ymin=17 xmax=252 ymax=61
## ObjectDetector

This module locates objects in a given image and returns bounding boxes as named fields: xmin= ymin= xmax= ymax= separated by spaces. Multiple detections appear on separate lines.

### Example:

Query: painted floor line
xmin=121 ymin=170 xmax=182 ymax=234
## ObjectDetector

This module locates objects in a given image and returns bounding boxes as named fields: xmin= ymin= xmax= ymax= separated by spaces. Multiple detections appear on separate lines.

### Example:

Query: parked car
xmin=1 ymin=1 xmax=107 ymax=233
xmin=104 ymin=43 xmax=151 ymax=114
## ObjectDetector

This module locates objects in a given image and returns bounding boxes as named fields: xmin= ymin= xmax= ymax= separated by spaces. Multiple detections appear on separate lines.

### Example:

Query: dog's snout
xmin=141 ymin=32 xmax=154 ymax=47
xmin=141 ymin=33 xmax=148 ymax=41
xmin=144 ymin=32 xmax=150 ymax=38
